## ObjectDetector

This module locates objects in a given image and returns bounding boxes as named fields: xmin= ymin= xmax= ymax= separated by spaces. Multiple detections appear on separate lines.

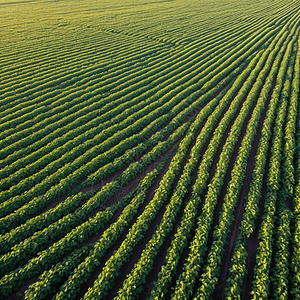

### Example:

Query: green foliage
xmin=1 ymin=1 xmax=300 ymax=299
xmin=225 ymin=21 xmax=299 ymax=299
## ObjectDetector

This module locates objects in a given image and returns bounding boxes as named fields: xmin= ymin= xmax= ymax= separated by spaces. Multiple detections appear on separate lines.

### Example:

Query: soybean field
xmin=1 ymin=0 xmax=300 ymax=299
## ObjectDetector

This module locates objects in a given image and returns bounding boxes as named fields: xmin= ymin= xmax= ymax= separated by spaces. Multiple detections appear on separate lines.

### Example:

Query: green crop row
xmin=0 ymin=121 xmax=189 ymax=263
xmin=171 ymin=18 xmax=291 ymax=299
xmin=0 ymin=27 xmax=258 ymax=231
xmin=0 ymin=22 xmax=250 ymax=174
xmin=64 ymin=98 xmax=210 ymax=300
xmin=23 ymin=146 xmax=176 ymax=300
xmin=250 ymin=24 xmax=298 ymax=300
xmin=114 ymin=86 xmax=235 ymax=299
xmin=0 ymin=15 xmax=257 ymax=143
xmin=225 ymin=20 xmax=299 ymax=300
xmin=195 ymin=23 xmax=297 ymax=300
xmin=147 ymin=44 xmax=265 ymax=300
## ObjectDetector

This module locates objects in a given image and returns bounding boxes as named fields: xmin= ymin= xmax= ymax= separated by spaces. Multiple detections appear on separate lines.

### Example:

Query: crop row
xmin=171 ymin=13 xmax=296 ymax=299
xmin=225 ymin=18 xmax=299 ymax=299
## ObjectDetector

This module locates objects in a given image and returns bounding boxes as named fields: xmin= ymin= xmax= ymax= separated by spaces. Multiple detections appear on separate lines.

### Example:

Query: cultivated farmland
xmin=1 ymin=0 xmax=300 ymax=299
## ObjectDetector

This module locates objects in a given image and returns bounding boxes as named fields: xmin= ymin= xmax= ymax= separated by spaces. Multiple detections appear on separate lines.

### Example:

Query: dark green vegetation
xmin=1 ymin=0 xmax=300 ymax=299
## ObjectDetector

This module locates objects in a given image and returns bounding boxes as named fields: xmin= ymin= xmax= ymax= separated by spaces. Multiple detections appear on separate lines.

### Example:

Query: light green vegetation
xmin=0 ymin=0 xmax=300 ymax=299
